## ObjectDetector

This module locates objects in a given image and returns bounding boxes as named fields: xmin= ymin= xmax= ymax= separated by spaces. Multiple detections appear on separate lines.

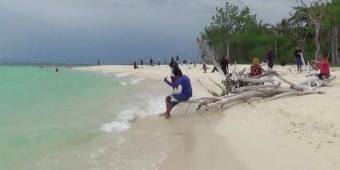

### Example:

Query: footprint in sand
xmin=319 ymin=110 xmax=326 ymax=115
xmin=333 ymin=133 xmax=338 ymax=138
xmin=316 ymin=143 xmax=322 ymax=150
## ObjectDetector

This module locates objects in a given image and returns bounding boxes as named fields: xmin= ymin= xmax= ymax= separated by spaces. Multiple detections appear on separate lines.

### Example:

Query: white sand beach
xmin=76 ymin=64 xmax=340 ymax=170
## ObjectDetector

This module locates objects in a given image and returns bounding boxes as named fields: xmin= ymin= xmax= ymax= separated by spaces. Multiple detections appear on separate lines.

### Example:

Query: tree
xmin=288 ymin=5 xmax=313 ymax=51
xmin=199 ymin=0 xmax=340 ymax=65
xmin=300 ymin=0 xmax=327 ymax=60
xmin=325 ymin=0 xmax=340 ymax=64
xmin=201 ymin=2 xmax=257 ymax=61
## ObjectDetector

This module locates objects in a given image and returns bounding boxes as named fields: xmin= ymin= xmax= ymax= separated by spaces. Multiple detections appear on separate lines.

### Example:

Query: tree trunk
xmin=335 ymin=25 xmax=339 ymax=65
xmin=275 ymin=33 xmax=278 ymax=60
xmin=332 ymin=27 xmax=336 ymax=64
xmin=226 ymin=40 xmax=230 ymax=60
xmin=315 ymin=22 xmax=321 ymax=60
xmin=331 ymin=26 xmax=339 ymax=65
xmin=302 ymin=30 xmax=310 ymax=51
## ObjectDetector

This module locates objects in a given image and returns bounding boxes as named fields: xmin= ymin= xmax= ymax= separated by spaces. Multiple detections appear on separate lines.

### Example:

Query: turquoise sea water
xmin=0 ymin=66 xmax=130 ymax=170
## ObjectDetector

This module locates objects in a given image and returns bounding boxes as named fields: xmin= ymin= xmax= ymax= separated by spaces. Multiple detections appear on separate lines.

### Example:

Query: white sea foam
xmin=129 ymin=77 xmax=145 ymax=85
xmin=118 ymin=78 xmax=144 ymax=86
xmin=119 ymin=81 xmax=128 ymax=86
xmin=100 ymin=97 xmax=164 ymax=133
xmin=100 ymin=121 xmax=130 ymax=133
xmin=116 ymin=73 xmax=129 ymax=77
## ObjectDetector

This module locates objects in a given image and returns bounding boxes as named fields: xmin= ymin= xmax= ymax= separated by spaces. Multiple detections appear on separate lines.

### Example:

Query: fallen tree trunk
xmin=193 ymin=71 xmax=332 ymax=111
xmin=232 ymin=82 xmax=281 ymax=93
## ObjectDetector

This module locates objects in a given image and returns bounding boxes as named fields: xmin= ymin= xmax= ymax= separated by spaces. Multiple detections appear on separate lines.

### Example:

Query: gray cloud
xmin=0 ymin=0 xmax=307 ymax=64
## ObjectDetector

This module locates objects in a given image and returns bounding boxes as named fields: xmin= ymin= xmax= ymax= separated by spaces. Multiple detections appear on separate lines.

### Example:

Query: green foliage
xmin=324 ymin=0 xmax=340 ymax=27
xmin=200 ymin=1 xmax=340 ymax=64
xmin=201 ymin=2 xmax=260 ymax=61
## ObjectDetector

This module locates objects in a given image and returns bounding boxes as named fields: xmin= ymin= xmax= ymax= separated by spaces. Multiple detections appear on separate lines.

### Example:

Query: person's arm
xmin=164 ymin=77 xmax=181 ymax=88
xmin=250 ymin=66 xmax=254 ymax=76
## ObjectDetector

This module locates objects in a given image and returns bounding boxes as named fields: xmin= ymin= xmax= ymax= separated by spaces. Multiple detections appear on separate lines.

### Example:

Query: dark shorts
xmin=166 ymin=95 xmax=179 ymax=106
xmin=296 ymin=58 xmax=303 ymax=66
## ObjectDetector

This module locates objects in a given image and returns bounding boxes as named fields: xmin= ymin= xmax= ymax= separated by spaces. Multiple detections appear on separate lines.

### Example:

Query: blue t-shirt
xmin=165 ymin=75 xmax=192 ymax=100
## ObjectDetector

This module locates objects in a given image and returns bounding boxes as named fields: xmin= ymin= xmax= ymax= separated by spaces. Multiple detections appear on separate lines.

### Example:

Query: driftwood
xmin=232 ymin=82 xmax=281 ymax=93
xmin=195 ymin=38 xmax=335 ymax=111
xmin=192 ymin=70 xmax=333 ymax=111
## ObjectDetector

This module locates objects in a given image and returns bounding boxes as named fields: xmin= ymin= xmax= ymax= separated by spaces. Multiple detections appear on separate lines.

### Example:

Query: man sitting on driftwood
xmin=161 ymin=68 xmax=193 ymax=119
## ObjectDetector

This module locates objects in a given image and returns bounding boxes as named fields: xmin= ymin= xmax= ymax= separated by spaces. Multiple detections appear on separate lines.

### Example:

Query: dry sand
xmin=75 ymin=64 xmax=340 ymax=170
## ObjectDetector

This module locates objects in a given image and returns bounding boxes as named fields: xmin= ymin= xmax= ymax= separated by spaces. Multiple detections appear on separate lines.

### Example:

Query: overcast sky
xmin=0 ymin=0 xmax=311 ymax=64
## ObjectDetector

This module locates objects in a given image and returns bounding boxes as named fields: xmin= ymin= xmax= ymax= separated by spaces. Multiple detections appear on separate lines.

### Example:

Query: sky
xmin=0 ymin=0 xmax=312 ymax=64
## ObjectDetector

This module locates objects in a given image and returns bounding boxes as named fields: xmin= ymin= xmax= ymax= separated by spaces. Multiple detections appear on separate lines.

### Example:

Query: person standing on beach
xmin=266 ymin=48 xmax=274 ymax=69
xmin=140 ymin=59 xmax=144 ymax=68
xmin=150 ymin=58 xmax=154 ymax=66
xmin=133 ymin=61 xmax=139 ymax=69
xmin=295 ymin=49 xmax=303 ymax=72
xmin=219 ymin=56 xmax=229 ymax=75
xmin=157 ymin=58 xmax=161 ymax=66
xmin=176 ymin=55 xmax=179 ymax=62
xmin=162 ymin=68 xmax=192 ymax=119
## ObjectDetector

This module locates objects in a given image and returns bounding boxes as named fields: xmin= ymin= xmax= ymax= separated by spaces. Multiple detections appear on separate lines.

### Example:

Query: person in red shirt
xmin=250 ymin=58 xmax=264 ymax=77
xmin=317 ymin=56 xmax=330 ymax=80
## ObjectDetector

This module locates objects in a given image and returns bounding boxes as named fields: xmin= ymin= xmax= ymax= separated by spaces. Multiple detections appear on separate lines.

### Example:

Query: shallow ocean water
xmin=0 ymin=66 xmax=171 ymax=170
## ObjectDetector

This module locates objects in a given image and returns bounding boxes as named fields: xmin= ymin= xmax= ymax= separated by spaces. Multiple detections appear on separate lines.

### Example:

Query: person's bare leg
xmin=160 ymin=97 xmax=169 ymax=117
xmin=164 ymin=101 xmax=174 ymax=119
xmin=160 ymin=98 xmax=173 ymax=118
xmin=160 ymin=99 xmax=173 ymax=119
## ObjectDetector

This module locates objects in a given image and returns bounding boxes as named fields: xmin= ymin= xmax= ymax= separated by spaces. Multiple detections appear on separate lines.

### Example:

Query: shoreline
xmin=75 ymin=64 xmax=236 ymax=169
xmin=75 ymin=64 xmax=340 ymax=170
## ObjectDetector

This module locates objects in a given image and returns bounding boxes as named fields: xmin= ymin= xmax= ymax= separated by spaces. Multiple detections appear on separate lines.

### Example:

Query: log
xmin=236 ymin=76 xmax=275 ymax=84
xmin=187 ymin=97 xmax=222 ymax=103
xmin=232 ymin=82 xmax=281 ymax=93
xmin=264 ymin=90 xmax=324 ymax=102
xmin=216 ymin=91 xmax=276 ymax=108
